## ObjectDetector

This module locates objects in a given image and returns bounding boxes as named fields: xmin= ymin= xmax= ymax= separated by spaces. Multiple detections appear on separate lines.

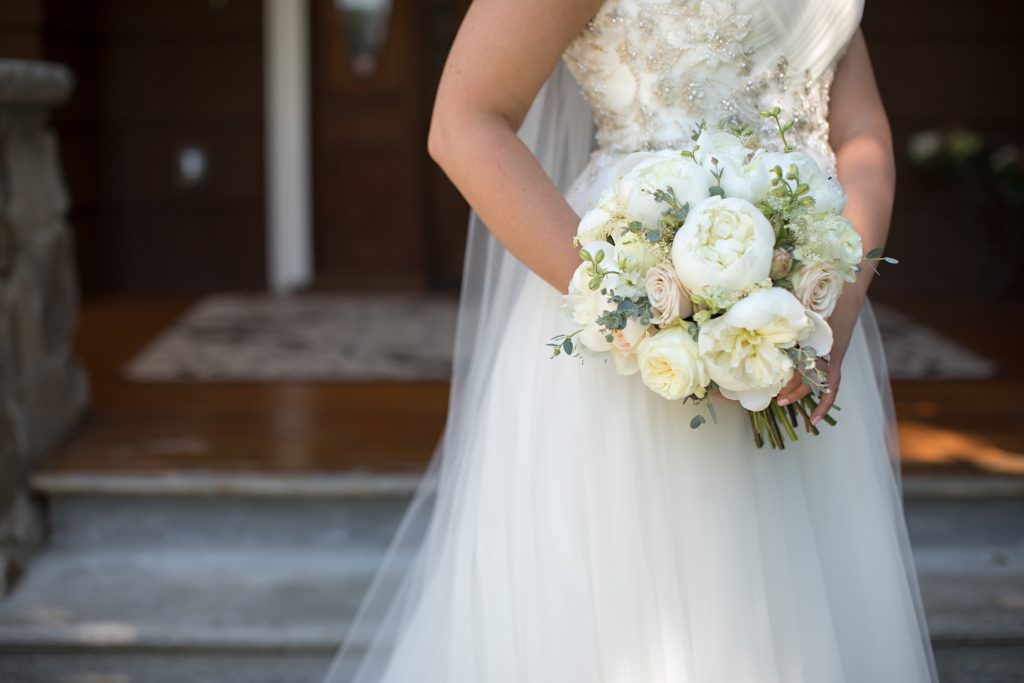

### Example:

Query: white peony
xmin=644 ymin=263 xmax=692 ymax=325
xmin=697 ymin=287 xmax=833 ymax=410
xmin=571 ymin=288 xmax=615 ymax=352
xmin=792 ymin=262 xmax=845 ymax=319
xmin=694 ymin=130 xmax=772 ymax=202
xmin=636 ymin=326 xmax=709 ymax=400
xmin=759 ymin=151 xmax=847 ymax=214
xmin=566 ymin=242 xmax=621 ymax=353
xmin=615 ymin=151 xmax=712 ymax=230
xmin=575 ymin=186 xmax=625 ymax=245
xmin=576 ymin=205 xmax=616 ymax=243
xmin=671 ymin=196 xmax=775 ymax=296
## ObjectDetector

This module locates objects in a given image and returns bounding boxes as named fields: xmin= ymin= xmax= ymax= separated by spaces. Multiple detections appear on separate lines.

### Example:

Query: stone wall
xmin=0 ymin=58 xmax=89 ymax=593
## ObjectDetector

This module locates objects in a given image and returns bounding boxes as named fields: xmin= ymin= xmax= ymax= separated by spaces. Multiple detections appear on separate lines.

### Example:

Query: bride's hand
xmin=775 ymin=355 xmax=842 ymax=425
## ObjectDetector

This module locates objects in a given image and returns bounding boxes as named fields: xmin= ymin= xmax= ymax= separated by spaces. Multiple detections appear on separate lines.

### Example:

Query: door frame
xmin=263 ymin=0 xmax=313 ymax=292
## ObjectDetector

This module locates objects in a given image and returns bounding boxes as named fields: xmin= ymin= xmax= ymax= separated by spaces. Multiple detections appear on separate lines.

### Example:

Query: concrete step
xmin=42 ymin=493 xmax=411 ymax=553
xmin=30 ymin=471 xmax=418 ymax=552
xmin=933 ymin=644 xmax=1024 ymax=683
xmin=905 ymin=497 xmax=1024 ymax=643
xmin=0 ymin=472 xmax=1018 ymax=682
xmin=3 ymin=647 xmax=1020 ymax=683
xmin=0 ymin=651 xmax=339 ymax=683
xmin=0 ymin=548 xmax=382 ymax=651
xmin=14 ymin=476 xmax=1024 ymax=646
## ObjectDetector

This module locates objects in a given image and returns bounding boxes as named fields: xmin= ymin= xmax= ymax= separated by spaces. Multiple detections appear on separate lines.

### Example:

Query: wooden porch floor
xmin=40 ymin=295 xmax=1024 ymax=478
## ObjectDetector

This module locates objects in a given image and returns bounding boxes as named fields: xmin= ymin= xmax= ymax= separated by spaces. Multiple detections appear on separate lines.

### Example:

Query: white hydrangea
xmin=790 ymin=212 xmax=863 ymax=281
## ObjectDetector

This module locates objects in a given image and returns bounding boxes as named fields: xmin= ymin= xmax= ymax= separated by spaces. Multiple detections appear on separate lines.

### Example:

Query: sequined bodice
xmin=563 ymin=0 xmax=862 ymax=172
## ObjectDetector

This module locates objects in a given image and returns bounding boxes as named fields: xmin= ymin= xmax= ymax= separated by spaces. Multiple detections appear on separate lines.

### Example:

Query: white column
xmin=263 ymin=0 xmax=313 ymax=292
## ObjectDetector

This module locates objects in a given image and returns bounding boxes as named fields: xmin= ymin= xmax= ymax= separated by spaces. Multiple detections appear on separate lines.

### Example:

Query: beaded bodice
xmin=563 ymin=0 xmax=863 ymax=172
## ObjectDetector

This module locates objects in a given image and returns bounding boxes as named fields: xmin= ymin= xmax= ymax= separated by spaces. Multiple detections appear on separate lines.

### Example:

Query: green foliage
xmin=759 ymin=107 xmax=796 ymax=153
xmin=546 ymin=330 xmax=583 ymax=359
xmin=689 ymin=119 xmax=708 ymax=142
xmin=861 ymin=246 xmax=899 ymax=276
xmin=595 ymin=293 xmax=654 ymax=332
xmin=578 ymin=244 xmax=620 ymax=291
xmin=786 ymin=345 xmax=828 ymax=392
xmin=624 ymin=185 xmax=690 ymax=244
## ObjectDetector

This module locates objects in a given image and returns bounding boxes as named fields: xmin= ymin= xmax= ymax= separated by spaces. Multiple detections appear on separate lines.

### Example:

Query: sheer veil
xmin=322 ymin=61 xmax=596 ymax=682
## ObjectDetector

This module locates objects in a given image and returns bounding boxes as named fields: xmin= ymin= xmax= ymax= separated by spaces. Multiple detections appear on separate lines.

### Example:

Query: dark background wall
xmin=1 ymin=0 xmax=1022 ymax=300
xmin=861 ymin=2 xmax=1024 ymax=302
xmin=0 ymin=0 xmax=43 ymax=59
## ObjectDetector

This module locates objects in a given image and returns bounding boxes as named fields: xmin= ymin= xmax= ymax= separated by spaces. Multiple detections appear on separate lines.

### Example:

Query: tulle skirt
xmin=358 ymin=274 xmax=936 ymax=683
xmin=327 ymin=137 xmax=939 ymax=682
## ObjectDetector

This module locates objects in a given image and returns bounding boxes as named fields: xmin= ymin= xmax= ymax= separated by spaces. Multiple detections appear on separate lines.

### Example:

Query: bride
xmin=325 ymin=1 xmax=939 ymax=681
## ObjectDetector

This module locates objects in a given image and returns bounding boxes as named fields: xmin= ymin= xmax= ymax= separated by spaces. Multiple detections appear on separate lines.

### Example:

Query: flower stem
xmin=795 ymin=397 xmax=820 ymax=436
xmin=765 ymin=407 xmax=786 ymax=450
xmin=749 ymin=411 xmax=764 ymax=448
xmin=772 ymin=400 xmax=799 ymax=442
xmin=757 ymin=411 xmax=777 ymax=449
xmin=804 ymin=395 xmax=838 ymax=427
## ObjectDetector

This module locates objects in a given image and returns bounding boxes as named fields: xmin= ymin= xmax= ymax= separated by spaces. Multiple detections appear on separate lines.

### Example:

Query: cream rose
xmin=792 ymin=262 xmax=845 ymax=319
xmin=671 ymin=196 xmax=775 ymax=295
xmin=636 ymin=326 xmax=709 ymax=400
xmin=697 ymin=287 xmax=833 ymax=410
xmin=610 ymin=318 xmax=650 ymax=376
xmin=644 ymin=263 xmax=693 ymax=325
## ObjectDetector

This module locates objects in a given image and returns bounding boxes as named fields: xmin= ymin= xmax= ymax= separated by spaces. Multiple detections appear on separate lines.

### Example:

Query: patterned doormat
xmin=122 ymin=293 xmax=998 ymax=383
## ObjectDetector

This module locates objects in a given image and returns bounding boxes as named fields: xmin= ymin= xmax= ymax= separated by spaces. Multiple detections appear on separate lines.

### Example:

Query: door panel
xmin=311 ymin=0 xmax=469 ymax=290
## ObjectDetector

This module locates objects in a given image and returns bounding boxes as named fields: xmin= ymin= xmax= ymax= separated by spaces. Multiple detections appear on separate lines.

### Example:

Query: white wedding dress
xmin=325 ymin=1 xmax=940 ymax=681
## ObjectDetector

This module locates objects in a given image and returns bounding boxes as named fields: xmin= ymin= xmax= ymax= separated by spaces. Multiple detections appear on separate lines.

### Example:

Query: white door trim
xmin=263 ymin=0 xmax=313 ymax=292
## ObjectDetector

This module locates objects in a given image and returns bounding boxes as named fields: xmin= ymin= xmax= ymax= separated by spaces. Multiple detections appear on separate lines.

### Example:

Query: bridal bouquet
xmin=548 ymin=109 xmax=895 ymax=448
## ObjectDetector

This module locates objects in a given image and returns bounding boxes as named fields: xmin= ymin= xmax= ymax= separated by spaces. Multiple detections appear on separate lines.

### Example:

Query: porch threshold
xmin=30 ymin=470 xmax=423 ymax=499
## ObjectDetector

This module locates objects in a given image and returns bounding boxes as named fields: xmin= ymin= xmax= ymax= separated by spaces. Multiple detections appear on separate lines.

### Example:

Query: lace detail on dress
xmin=563 ymin=0 xmax=851 ymax=172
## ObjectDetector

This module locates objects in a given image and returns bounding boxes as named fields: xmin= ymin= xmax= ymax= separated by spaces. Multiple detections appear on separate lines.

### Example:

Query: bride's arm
xmin=777 ymin=29 xmax=896 ymax=422
xmin=427 ymin=0 xmax=604 ymax=294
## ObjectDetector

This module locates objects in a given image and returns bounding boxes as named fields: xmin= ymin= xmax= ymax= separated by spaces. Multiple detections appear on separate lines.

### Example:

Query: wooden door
xmin=311 ymin=0 xmax=469 ymax=291
xmin=41 ymin=0 xmax=267 ymax=295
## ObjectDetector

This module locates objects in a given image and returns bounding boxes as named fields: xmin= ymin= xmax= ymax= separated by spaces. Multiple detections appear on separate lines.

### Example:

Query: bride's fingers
xmin=777 ymin=383 xmax=811 ymax=406
xmin=811 ymin=372 xmax=841 ymax=425
xmin=777 ymin=373 xmax=809 ymax=406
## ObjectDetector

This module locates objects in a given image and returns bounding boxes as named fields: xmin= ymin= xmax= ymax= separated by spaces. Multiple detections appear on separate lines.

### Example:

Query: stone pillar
xmin=0 ymin=59 xmax=89 ymax=593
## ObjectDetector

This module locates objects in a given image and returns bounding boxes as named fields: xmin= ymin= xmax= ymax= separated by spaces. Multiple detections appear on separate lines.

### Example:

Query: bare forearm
xmin=825 ymin=29 xmax=895 ymax=361
xmin=425 ymin=0 xmax=604 ymax=294
xmin=429 ymin=112 xmax=582 ymax=293
xmin=830 ymin=130 xmax=896 ymax=358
